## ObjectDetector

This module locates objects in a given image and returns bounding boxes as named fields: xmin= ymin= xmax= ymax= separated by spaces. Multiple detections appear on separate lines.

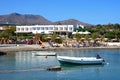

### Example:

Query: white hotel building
xmin=16 ymin=25 xmax=74 ymax=34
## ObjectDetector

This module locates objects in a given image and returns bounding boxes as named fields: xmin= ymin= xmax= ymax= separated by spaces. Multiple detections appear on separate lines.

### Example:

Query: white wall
xmin=16 ymin=25 xmax=74 ymax=34
xmin=106 ymin=42 xmax=120 ymax=46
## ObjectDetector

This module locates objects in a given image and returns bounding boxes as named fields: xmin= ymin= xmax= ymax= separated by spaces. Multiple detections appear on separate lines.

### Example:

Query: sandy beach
xmin=0 ymin=44 xmax=120 ymax=53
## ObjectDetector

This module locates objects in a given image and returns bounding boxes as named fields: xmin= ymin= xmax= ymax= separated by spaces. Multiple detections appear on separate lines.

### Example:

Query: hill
xmin=0 ymin=13 xmax=92 ymax=26
xmin=54 ymin=19 xmax=92 ymax=26
xmin=0 ymin=13 xmax=52 ymax=25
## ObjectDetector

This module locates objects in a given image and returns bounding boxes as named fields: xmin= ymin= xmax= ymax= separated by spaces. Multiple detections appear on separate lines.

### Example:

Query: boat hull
xmin=57 ymin=56 xmax=105 ymax=65
xmin=33 ymin=51 xmax=56 ymax=56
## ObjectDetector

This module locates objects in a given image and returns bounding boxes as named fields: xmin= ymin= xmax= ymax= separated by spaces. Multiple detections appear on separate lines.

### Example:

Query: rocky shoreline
xmin=0 ymin=44 xmax=120 ymax=53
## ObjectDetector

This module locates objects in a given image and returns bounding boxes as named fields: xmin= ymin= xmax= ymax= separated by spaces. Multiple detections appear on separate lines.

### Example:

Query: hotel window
xmin=32 ymin=27 xmax=36 ymax=30
xmin=49 ymin=27 xmax=53 ymax=30
xmin=25 ymin=28 xmax=29 ymax=31
xmin=37 ymin=27 xmax=40 ymax=30
xmin=21 ymin=28 xmax=24 ymax=31
xmin=17 ymin=28 xmax=20 ymax=31
xmin=69 ymin=27 xmax=73 ymax=31
xmin=41 ymin=27 xmax=44 ymax=30
xmin=45 ymin=27 xmax=48 ymax=30
xmin=64 ymin=27 xmax=68 ymax=30
xmin=54 ymin=27 xmax=58 ymax=30
xmin=60 ymin=27 xmax=63 ymax=30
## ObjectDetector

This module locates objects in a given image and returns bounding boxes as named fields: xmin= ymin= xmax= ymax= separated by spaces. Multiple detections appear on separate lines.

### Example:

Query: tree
xmin=0 ymin=27 xmax=15 ymax=38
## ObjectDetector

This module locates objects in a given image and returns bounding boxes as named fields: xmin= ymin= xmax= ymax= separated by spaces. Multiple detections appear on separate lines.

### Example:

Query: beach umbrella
xmin=95 ymin=38 xmax=100 ymax=40
xmin=55 ymin=37 xmax=60 ymax=39
xmin=81 ymin=38 xmax=85 ymax=40
xmin=72 ymin=32 xmax=77 ymax=34
xmin=45 ymin=36 xmax=51 ymax=40
xmin=103 ymin=38 xmax=108 ymax=41
xmin=55 ymin=37 xmax=61 ymax=43
xmin=73 ymin=38 xmax=77 ymax=40
xmin=83 ymin=31 xmax=91 ymax=34
xmin=111 ymin=38 xmax=117 ymax=42
xmin=88 ymin=38 xmax=92 ymax=40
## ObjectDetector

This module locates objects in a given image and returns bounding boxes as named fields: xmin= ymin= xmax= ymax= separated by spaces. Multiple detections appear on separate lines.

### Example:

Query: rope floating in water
xmin=0 ymin=66 xmax=61 ymax=73
xmin=0 ymin=68 xmax=44 ymax=73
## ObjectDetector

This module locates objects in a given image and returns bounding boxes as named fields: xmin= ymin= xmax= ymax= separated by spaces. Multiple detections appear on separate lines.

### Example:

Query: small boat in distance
xmin=33 ymin=51 xmax=56 ymax=56
xmin=57 ymin=55 xmax=105 ymax=65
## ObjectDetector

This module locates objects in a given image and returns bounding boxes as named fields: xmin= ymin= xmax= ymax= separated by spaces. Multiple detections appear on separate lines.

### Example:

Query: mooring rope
xmin=0 ymin=68 xmax=44 ymax=73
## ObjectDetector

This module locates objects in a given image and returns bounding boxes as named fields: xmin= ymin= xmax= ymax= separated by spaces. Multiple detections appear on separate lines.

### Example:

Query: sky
xmin=0 ymin=0 xmax=120 ymax=25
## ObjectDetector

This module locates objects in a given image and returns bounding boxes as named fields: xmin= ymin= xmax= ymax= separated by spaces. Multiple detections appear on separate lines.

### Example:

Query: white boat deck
xmin=33 ymin=51 xmax=56 ymax=56
xmin=57 ymin=56 xmax=105 ymax=65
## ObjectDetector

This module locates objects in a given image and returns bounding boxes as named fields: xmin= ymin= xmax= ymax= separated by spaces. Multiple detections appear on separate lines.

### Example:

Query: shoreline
xmin=0 ymin=44 xmax=120 ymax=53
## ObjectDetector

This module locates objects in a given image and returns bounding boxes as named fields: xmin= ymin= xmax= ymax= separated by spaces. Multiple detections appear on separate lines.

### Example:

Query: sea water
xmin=0 ymin=49 xmax=120 ymax=80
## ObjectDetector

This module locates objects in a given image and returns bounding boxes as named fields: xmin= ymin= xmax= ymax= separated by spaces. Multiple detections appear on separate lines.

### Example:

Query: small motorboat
xmin=33 ymin=51 xmax=56 ymax=56
xmin=57 ymin=55 xmax=105 ymax=65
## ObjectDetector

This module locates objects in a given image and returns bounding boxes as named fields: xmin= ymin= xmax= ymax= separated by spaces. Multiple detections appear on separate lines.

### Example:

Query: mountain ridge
xmin=0 ymin=13 xmax=92 ymax=26
xmin=53 ymin=19 xmax=92 ymax=26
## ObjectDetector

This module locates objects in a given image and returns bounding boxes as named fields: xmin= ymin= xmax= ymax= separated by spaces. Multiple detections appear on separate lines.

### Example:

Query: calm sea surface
xmin=0 ymin=49 xmax=120 ymax=80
